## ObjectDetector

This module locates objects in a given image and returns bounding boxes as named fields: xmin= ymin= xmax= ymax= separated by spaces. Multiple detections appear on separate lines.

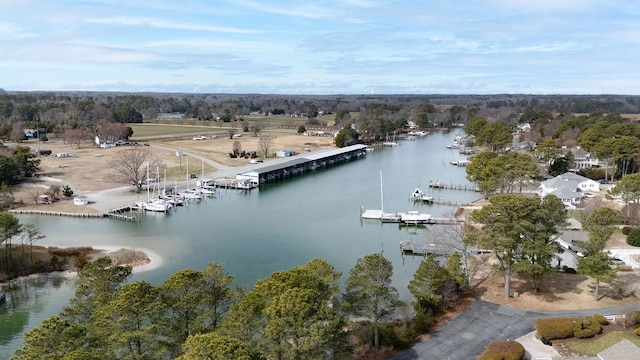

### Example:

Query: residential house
xmin=561 ymin=146 xmax=599 ymax=169
xmin=538 ymin=172 xmax=600 ymax=209
xmin=551 ymin=230 xmax=588 ymax=270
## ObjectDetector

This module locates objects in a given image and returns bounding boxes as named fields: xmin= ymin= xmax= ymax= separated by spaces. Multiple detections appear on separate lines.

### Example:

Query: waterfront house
xmin=538 ymin=172 xmax=600 ymax=209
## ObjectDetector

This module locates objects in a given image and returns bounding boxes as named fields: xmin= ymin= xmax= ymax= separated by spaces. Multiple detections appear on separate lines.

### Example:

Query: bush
xmin=635 ymin=327 xmax=640 ymax=336
xmin=622 ymin=226 xmax=632 ymax=235
xmin=477 ymin=340 xmax=525 ymax=360
xmin=593 ymin=314 xmax=609 ymax=326
xmin=535 ymin=318 xmax=575 ymax=339
xmin=627 ymin=229 xmax=640 ymax=247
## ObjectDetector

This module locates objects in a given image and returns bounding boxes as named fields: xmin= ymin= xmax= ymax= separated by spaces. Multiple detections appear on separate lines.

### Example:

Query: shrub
xmin=535 ymin=318 xmax=575 ymax=339
xmin=570 ymin=317 xmax=602 ymax=338
xmin=622 ymin=226 xmax=632 ymax=235
xmin=593 ymin=314 xmax=609 ymax=325
xmin=627 ymin=228 xmax=640 ymax=247
xmin=635 ymin=327 xmax=640 ymax=336
xmin=477 ymin=340 xmax=525 ymax=360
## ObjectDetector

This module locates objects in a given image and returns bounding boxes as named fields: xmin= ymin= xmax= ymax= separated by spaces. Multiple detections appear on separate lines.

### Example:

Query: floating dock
xmin=10 ymin=207 xmax=140 ymax=222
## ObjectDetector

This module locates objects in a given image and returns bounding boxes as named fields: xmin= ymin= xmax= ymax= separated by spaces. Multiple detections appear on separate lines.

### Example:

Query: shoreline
xmin=0 ymin=245 xmax=162 ymax=287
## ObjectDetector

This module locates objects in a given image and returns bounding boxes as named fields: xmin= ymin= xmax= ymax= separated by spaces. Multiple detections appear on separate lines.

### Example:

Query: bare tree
xmin=250 ymin=123 xmax=263 ymax=137
xmin=258 ymin=137 xmax=273 ymax=159
xmin=96 ymin=119 xmax=128 ymax=144
xmin=108 ymin=148 xmax=162 ymax=192
xmin=23 ymin=224 xmax=45 ymax=265
xmin=67 ymin=128 xmax=91 ymax=148
xmin=232 ymin=141 xmax=242 ymax=155
xmin=227 ymin=128 xmax=237 ymax=139
xmin=48 ymin=185 xmax=61 ymax=199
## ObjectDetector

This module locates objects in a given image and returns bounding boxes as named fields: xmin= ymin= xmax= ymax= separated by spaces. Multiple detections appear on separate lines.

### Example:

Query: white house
xmin=561 ymin=146 xmax=599 ymax=169
xmin=551 ymin=230 xmax=588 ymax=269
xmin=538 ymin=172 xmax=600 ymax=209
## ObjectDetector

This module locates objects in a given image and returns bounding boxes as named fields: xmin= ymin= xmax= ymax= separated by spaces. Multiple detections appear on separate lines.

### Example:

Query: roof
xmin=543 ymin=172 xmax=593 ymax=188
xmin=597 ymin=339 xmax=640 ymax=360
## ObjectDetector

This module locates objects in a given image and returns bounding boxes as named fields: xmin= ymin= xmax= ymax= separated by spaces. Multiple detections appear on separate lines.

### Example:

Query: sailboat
xmin=197 ymin=159 xmax=216 ymax=196
xmin=360 ymin=171 xmax=400 ymax=222
xmin=180 ymin=157 xmax=203 ymax=200
xmin=137 ymin=163 xmax=173 ymax=212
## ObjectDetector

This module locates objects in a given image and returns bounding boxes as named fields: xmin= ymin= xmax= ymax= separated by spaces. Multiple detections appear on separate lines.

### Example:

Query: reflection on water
xmin=0 ymin=277 xmax=76 ymax=358
xmin=1 ymin=129 xmax=480 ymax=355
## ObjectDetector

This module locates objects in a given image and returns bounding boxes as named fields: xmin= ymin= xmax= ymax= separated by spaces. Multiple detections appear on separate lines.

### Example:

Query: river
xmin=0 ymin=128 xmax=480 ymax=357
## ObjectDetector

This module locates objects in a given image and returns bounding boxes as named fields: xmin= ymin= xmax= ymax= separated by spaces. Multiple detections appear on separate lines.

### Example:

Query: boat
xmin=136 ymin=198 xmax=173 ymax=212
xmin=409 ymin=188 xmax=434 ymax=202
xmin=181 ymin=189 xmax=203 ymax=200
xmin=400 ymin=210 xmax=432 ymax=224
xmin=198 ymin=186 xmax=216 ymax=195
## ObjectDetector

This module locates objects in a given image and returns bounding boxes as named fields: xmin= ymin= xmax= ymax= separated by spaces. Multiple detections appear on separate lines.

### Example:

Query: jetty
xmin=429 ymin=181 xmax=479 ymax=192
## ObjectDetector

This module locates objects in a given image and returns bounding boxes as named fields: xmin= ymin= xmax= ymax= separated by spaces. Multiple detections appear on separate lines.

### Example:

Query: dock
xmin=400 ymin=240 xmax=451 ymax=256
xmin=9 ymin=206 xmax=140 ymax=222
xmin=429 ymin=181 xmax=479 ymax=192
xmin=361 ymin=208 xmax=461 ymax=225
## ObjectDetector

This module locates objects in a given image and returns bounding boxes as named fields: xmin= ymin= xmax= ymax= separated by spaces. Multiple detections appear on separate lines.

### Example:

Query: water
xmin=0 ymin=129 xmax=479 ymax=357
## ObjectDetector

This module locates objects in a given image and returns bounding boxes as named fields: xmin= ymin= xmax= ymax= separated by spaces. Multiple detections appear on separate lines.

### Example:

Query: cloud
xmin=84 ymin=16 xmax=259 ymax=34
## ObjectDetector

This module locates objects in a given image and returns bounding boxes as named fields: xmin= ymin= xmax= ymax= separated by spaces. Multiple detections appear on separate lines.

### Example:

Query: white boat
xmin=181 ymin=189 xmax=203 ymax=200
xmin=198 ymin=185 xmax=216 ymax=195
xmin=137 ymin=198 xmax=173 ymax=212
xmin=409 ymin=188 xmax=434 ymax=202
xmin=400 ymin=210 xmax=432 ymax=224
xmin=383 ymin=141 xmax=400 ymax=147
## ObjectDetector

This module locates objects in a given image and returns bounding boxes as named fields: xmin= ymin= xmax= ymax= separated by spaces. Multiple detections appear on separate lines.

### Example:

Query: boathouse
xmin=236 ymin=144 xmax=368 ymax=186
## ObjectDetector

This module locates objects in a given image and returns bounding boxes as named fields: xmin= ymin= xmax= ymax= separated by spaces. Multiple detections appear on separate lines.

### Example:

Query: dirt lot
xmin=10 ymin=132 xmax=334 ymax=209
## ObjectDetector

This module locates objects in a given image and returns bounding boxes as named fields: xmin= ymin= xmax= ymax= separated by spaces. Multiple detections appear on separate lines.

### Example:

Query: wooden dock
xmin=429 ymin=181 xmax=479 ymax=192
xmin=361 ymin=208 xmax=461 ymax=225
xmin=9 ymin=206 xmax=140 ymax=222
xmin=400 ymin=240 xmax=451 ymax=256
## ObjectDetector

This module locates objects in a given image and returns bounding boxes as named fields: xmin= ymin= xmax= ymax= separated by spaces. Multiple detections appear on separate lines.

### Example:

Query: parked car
xmin=610 ymin=258 xmax=625 ymax=265
xmin=598 ymin=179 xmax=608 ymax=184
xmin=249 ymin=159 xmax=263 ymax=164
xmin=583 ymin=192 xmax=595 ymax=198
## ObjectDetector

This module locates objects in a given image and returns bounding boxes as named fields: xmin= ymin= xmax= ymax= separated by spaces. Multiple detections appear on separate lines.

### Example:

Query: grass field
xmin=563 ymin=330 xmax=640 ymax=356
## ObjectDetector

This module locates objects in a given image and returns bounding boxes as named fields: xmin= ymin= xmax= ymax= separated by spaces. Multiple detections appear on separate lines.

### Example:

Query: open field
xmin=9 ymin=125 xmax=336 ymax=208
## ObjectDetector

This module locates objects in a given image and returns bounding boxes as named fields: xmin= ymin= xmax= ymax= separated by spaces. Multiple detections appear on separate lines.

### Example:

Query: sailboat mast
xmin=380 ymin=171 xmax=384 ymax=212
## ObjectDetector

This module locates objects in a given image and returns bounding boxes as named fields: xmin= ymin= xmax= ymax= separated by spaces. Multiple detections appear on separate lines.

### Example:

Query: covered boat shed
xmin=236 ymin=144 xmax=368 ymax=186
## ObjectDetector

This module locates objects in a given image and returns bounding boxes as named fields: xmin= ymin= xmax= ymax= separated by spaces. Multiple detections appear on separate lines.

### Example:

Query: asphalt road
xmin=390 ymin=300 xmax=640 ymax=360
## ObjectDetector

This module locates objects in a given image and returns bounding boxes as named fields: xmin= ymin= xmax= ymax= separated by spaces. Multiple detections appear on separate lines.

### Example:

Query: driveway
xmin=390 ymin=301 xmax=640 ymax=360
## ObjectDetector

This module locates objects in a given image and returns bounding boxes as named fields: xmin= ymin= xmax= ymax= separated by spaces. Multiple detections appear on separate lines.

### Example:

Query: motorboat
xmin=409 ymin=188 xmax=434 ymax=202
xmin=198 ymin=186 xmax=216 ymax=196
xmin=400 ymin=211 xmax=432 ymax=224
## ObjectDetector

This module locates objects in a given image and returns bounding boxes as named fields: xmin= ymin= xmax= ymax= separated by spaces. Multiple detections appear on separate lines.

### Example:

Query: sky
xmin=1 ymin=0 xmax=639 ymax=95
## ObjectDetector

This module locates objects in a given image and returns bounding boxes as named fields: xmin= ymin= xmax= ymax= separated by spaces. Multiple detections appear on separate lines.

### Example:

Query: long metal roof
xmin=238 ymin=144 xmax=367 ymax=177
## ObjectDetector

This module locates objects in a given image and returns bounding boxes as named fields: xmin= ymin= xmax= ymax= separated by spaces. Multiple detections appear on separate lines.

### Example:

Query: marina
xmin=2 ymin=129 xmax=482 ymax=357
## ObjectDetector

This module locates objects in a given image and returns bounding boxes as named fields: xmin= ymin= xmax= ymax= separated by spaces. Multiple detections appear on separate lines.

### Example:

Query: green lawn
xmin=563 ymin=330 xmax=640 ymax=356
xmin=128 ymin=123 xmax=229 ymax=139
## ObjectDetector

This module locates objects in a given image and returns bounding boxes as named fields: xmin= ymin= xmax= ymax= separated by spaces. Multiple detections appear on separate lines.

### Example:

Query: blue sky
xmin=1 ymin=0 xmax=638 ymax=94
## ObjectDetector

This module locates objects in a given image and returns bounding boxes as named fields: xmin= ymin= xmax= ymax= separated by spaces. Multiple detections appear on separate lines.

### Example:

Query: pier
xmin=429 ymin=181 xmax=479 ymax=192
xmin=360 ymin=208 xmax=461 ymax=225
xmin=10 ymin=206 xmax=140 ymax=222
xmin=400 ymin=240 xmax=451 ymax=256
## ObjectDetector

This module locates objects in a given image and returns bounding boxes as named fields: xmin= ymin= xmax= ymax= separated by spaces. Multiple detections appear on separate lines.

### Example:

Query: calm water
xmin=0 ymin=129 xmax=479 ymax=357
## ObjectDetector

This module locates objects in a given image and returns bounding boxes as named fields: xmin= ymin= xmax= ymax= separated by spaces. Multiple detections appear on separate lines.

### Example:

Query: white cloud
xmin=84 ymin=16 xmax=259 ymax=34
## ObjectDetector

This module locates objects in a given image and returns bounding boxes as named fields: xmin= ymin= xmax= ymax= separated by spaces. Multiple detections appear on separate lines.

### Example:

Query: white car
xmin=249 ymin=159 xmax=263 ymax=164
xmin=583 ymin=192 xmax=595 ymax=198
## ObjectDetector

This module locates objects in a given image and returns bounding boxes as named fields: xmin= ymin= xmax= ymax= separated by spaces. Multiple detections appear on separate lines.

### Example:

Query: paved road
xmin=390 ymin=300 xmax=640 ymax=360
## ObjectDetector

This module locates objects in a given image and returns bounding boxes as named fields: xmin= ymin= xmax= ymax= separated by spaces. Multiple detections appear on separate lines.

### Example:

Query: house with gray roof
xmin=539 ymin=172 xmax=600 ymax=209
xmin=552 ymin=230 xmax=588 ymax=269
